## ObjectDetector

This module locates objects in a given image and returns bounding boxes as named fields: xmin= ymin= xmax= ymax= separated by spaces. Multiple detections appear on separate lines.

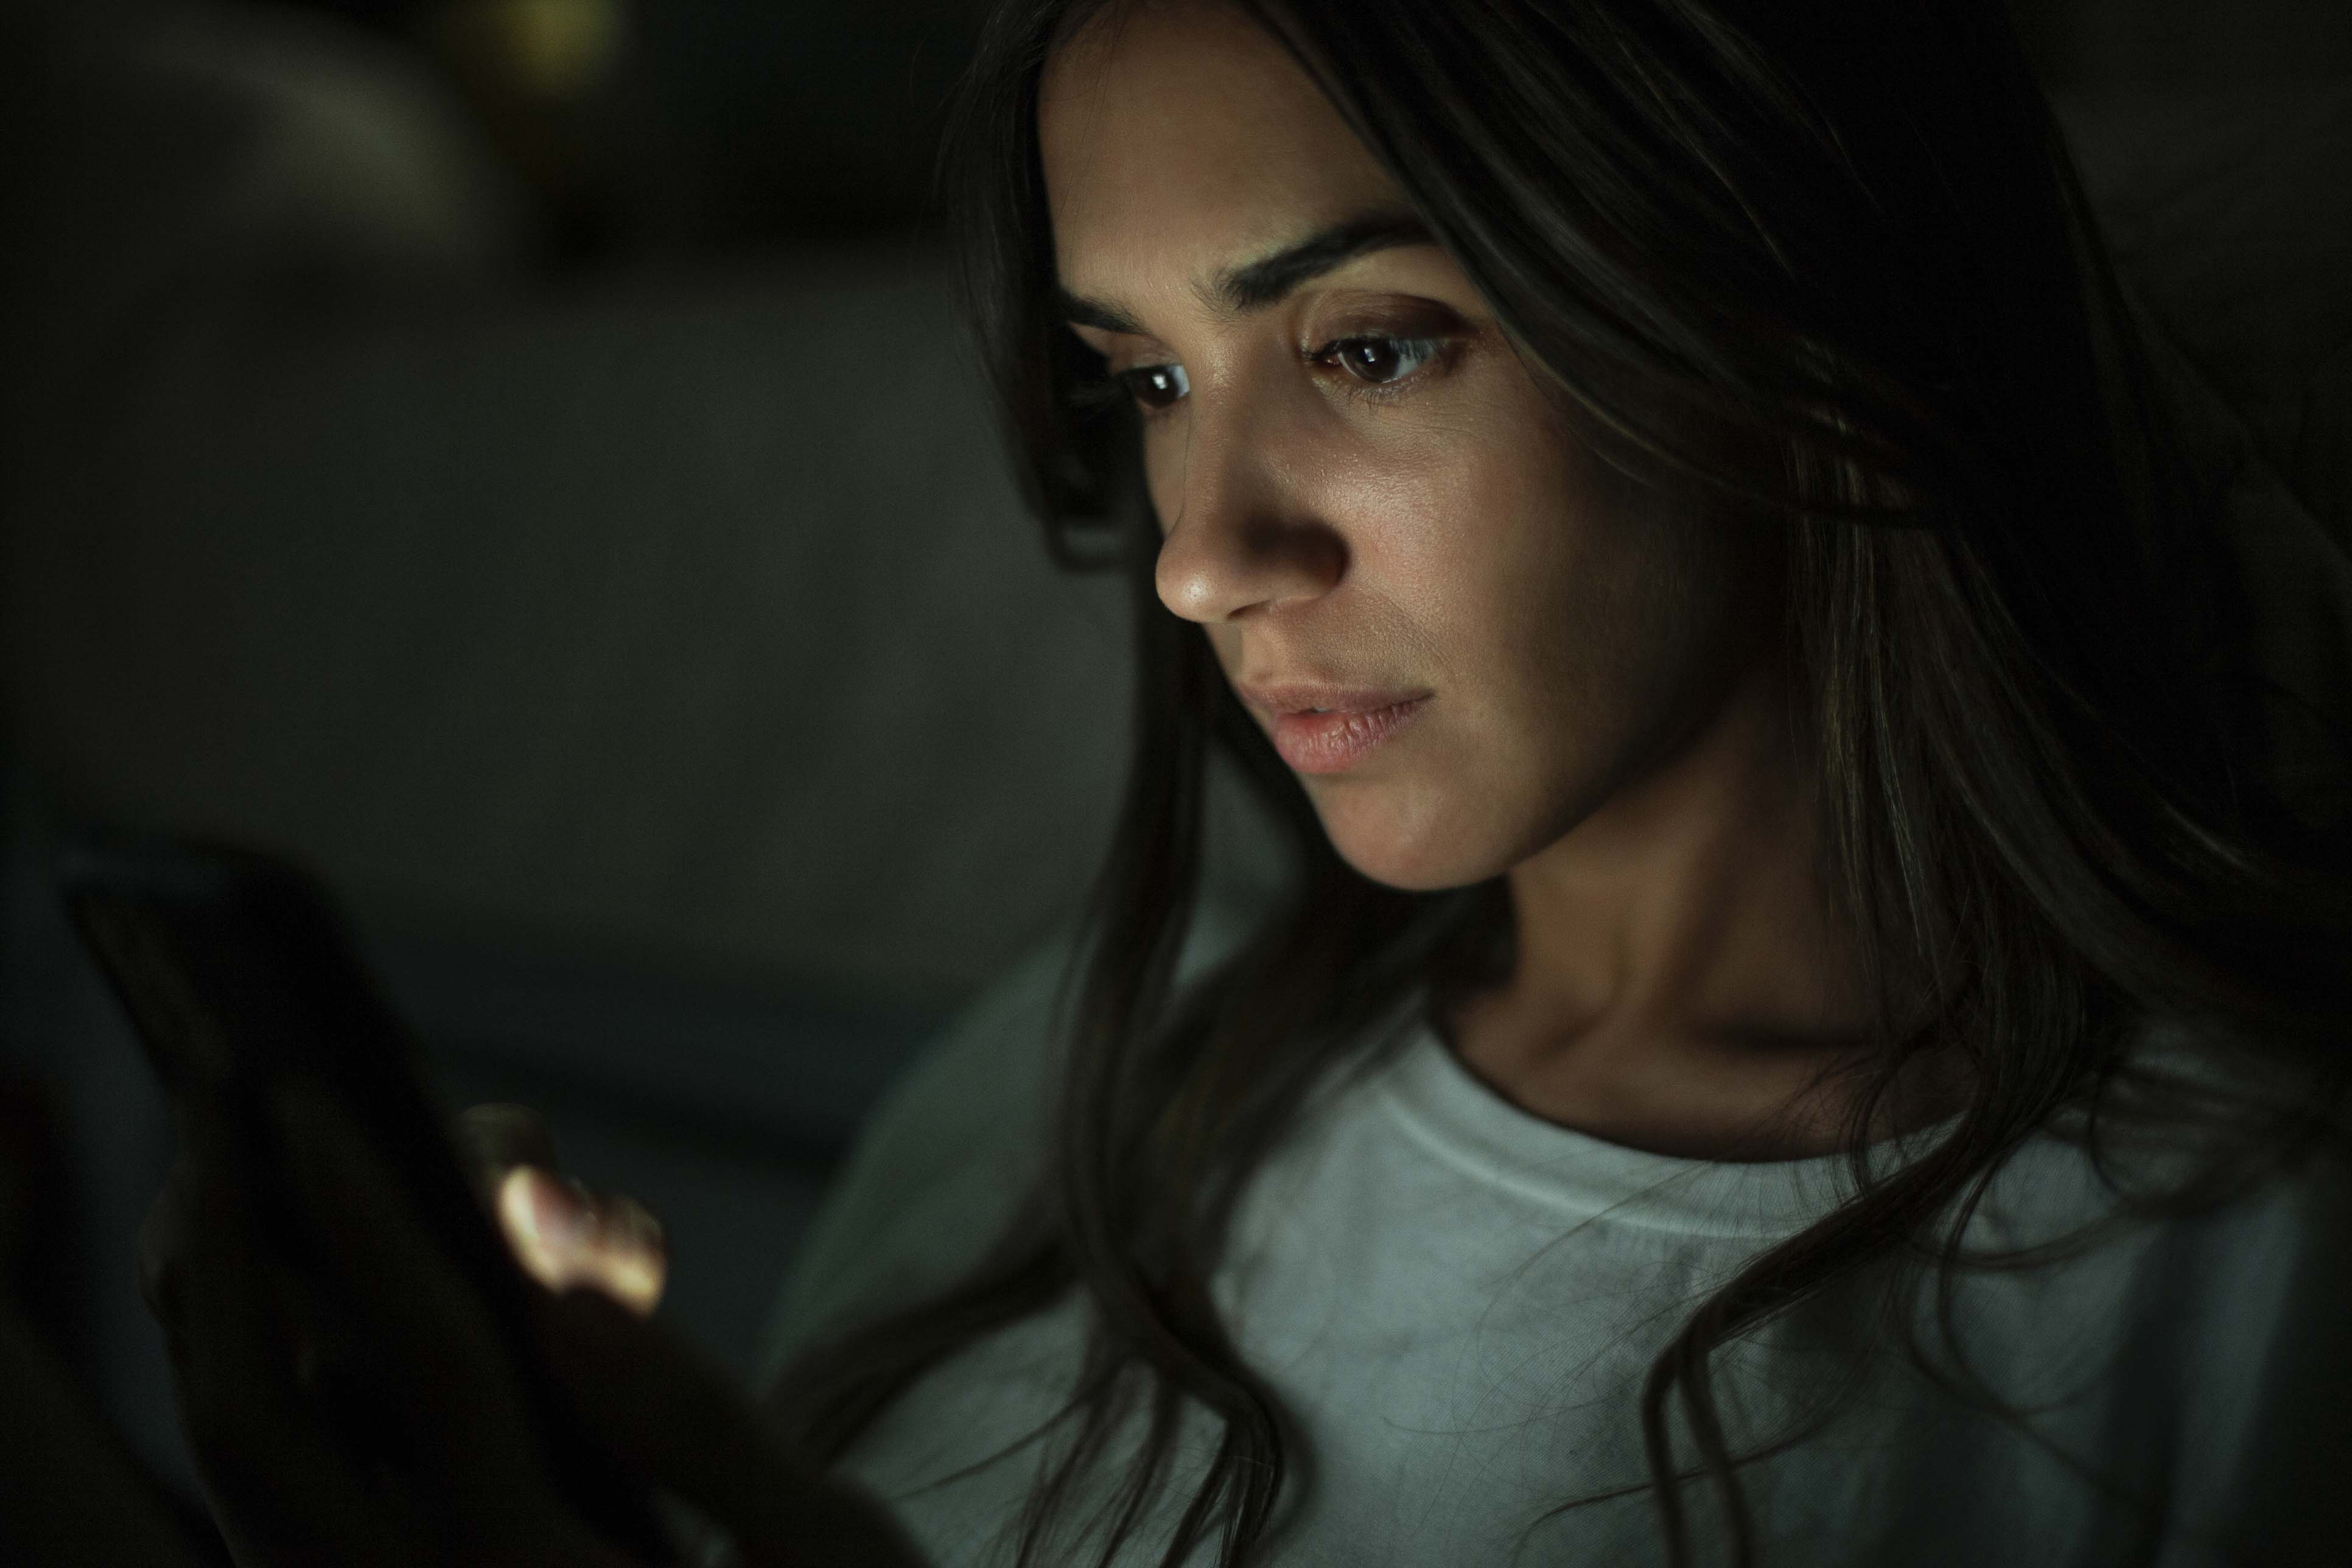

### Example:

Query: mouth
xmin=1236 ymin=682 xmax=1432 ymax=775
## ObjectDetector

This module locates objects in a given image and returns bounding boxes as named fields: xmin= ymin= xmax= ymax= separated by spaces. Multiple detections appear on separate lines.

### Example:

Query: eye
xmin=1118 ymin=362 xmax=1190 ymax=411
xmin=1316 ymin=334 xmax=1447 ymax=387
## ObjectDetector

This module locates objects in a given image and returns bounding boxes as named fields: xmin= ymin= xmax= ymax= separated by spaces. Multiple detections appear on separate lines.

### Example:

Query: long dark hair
xmin=771 ymin=2 xmax=2352 ymax=1564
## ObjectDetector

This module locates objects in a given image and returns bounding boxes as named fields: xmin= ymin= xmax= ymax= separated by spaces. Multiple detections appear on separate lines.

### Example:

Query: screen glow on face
xmin=1041 ymin=2 xmax=1778 ymax=892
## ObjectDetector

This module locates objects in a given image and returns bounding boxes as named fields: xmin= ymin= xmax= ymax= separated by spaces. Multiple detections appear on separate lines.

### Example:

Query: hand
xmin=140 ymin=1090 xmax=925 ymax=1567
xmin=453 ymin=1104 xmax=667 ymax=1317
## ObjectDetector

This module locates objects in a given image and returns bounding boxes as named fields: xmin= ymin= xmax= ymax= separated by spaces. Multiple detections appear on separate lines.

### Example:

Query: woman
xmin=147 ymin=1 xmax=2352 ymax=1566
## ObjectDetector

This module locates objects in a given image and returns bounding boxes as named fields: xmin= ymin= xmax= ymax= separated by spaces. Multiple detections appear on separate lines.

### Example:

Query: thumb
xmin=497 ymin=1166 xmax=667 ymax=1316
xmin=527 ymin=1288 xmax=925 ymax=1567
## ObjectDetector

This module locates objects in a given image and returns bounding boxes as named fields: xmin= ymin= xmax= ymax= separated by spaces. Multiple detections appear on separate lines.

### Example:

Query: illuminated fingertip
xmin=497 ymin=1166 xmax=570 ymax=1290
xmin=599 ymin=1248 xmax=665 ymax=1317
xmin=499 ymin=1167 xmax=665 ymax=1312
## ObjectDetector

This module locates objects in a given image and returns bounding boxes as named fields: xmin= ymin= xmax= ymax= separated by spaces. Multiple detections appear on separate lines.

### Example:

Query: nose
xmin=1152 ymin=393 xmax=1346 ymax=625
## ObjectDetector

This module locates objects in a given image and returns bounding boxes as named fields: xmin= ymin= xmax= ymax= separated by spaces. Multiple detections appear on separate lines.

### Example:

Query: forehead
xmin=1039 ymin=2 xmax=1402 ymax=299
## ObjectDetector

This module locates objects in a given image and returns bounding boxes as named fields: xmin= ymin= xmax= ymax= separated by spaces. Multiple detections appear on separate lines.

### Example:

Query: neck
xmin=1446 ymin=660 xmax=1908 ymax=1160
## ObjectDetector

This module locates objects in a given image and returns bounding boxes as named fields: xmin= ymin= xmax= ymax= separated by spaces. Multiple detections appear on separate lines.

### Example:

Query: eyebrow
xmin=1055 ymin=210 xmax=1435 ymax=335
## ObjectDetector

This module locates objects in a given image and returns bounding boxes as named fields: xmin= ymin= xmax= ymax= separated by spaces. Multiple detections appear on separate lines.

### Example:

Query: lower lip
xmin=1270 ymin=698 xmax=1429 ymax=775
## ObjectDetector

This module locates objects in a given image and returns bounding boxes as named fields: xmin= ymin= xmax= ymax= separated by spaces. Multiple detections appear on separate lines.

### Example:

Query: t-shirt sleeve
xmin=752 ymin=900 xmax=1264 ymax=1388
xmin=2161 ymin=1149 xmax=2352 ymax=1563
xmin=752 ymin=932 xmax=1077 ymax=1387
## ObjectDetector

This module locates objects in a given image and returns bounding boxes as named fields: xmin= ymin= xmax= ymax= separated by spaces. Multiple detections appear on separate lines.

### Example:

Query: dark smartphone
xmin=58 ymin=832 xmax=676 ymax=1562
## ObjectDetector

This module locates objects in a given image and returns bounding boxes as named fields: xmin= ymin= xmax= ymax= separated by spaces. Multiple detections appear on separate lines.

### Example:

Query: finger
xmin=531 ymin=1289 xmax=924 ymax=1567
xmin=455 ymin=1104 xmax=669 ymax=1314
xmin=271 ymin=1086 xmax=544 ymax=1488
xmin=497 ymin=1166 xmax=668 ymax=1315
xmin=453 ymin=1104 xmax=559 ymax=1200
xmin=161 ymin=1115 xmax=403 ymax=1567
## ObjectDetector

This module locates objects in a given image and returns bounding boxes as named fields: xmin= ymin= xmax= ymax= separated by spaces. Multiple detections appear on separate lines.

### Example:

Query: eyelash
xmin=1069 ymin=332 xmax=1454 ymax=420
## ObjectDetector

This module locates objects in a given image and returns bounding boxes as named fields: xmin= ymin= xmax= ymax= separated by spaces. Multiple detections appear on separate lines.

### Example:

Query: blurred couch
xmin=0 ymin=0 xmax=1291 ymax=1507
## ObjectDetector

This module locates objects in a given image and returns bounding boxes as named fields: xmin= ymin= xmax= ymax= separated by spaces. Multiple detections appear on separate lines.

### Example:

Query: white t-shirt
xmin=761 ymin=928 xmax=2352 ymax=1567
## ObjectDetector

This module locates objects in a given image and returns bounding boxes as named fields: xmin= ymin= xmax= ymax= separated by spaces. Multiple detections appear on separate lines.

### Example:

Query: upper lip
xmin=1236 ymin=681 xmax=1431 ymax=716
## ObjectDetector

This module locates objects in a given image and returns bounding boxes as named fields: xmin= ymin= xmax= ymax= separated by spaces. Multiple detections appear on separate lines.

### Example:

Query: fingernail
xmin=541 ymin=1175 xmax=595 ymax=1247
xmin=499 ymin=1167 xmax=572 ymax=1292
xmin=499 ymin=1166 xmax=586 ymax=1254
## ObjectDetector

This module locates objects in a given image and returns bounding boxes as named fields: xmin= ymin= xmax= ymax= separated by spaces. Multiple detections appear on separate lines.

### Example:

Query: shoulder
xmin=752 ymin=935 xmax=1069 ymax=1379
xmin=2168 ymin=1146 xmax=2352 ymax=1553
xmin=1956 ymin=1067 xmax=2352 ymax=1347
xmin=754 ymin=900 xmax=1264 ymax=1382
xmin=1929 ymin=1113 xmax=2352 ymax=1552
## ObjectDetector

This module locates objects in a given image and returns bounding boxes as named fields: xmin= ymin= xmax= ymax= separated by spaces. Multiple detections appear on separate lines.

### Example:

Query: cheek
xmin=1279 ymin=419 xmax=1586 ymax=883
xmin=1321 ymin=405 xmax=1754 ymax=887
xmin=1339 ymin=393 xmax=1596 ymax=695
xmin=1168 ymin=349 xmax=1760 ymax=891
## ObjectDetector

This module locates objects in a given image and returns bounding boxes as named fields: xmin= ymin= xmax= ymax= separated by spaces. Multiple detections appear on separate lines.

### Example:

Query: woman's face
xmin=1040 ymin=1 xmax=1779 ymax=892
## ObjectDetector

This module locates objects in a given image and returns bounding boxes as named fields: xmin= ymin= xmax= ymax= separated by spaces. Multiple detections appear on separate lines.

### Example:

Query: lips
xmin=1236 ymin=681 xmax=1432 ymax=775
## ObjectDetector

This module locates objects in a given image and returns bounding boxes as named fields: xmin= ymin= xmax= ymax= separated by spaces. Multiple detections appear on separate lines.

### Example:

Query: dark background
xmin=0 ymin=0 xmax=2345 ymax=1559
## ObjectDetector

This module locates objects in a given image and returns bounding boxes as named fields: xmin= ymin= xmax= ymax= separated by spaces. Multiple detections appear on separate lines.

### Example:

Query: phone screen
xmin=60 ymin=833 xmax=676 ymax=1561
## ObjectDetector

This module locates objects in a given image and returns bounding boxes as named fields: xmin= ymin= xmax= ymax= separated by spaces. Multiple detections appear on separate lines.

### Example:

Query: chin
xmin=1308 ymin=779 xmax=1514 ymax=892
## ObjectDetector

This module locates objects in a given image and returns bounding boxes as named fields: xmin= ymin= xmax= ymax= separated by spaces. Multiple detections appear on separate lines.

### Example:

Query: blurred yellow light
xmin=444 ymin=0 xmax=626 ymax=100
